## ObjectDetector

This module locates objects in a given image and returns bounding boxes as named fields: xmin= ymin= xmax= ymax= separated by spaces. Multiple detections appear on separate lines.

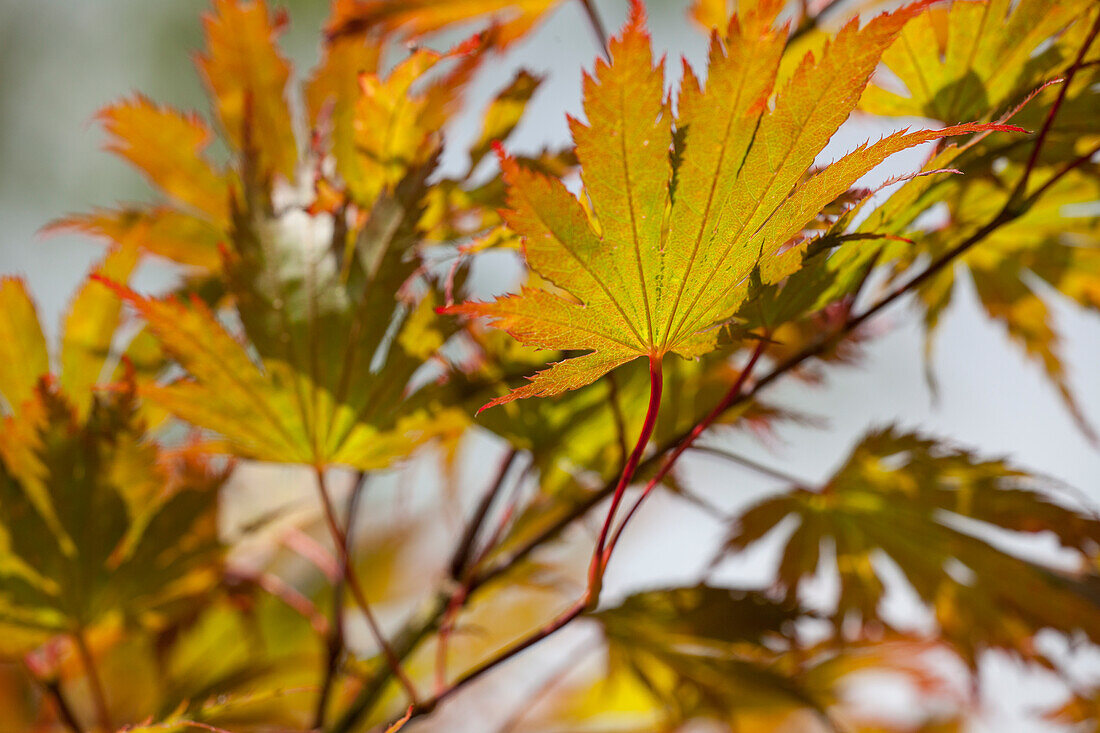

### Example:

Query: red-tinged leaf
xmin=48 ymin=206 xmax=225 ymax=271
xmin=305 ymin=25 xmax=383 ymax=201
xmin=197 ymin=0 xmax=298 ymax=181
xmin=326 ymin=0 xmax=563 ymax=47
xmin=0 ymin=279 xmax=49 ymax=415
xmin=447 ymin=1 xmax=1017 ymax=409
xmin=97 ymin=95 xmax=231 ymax=222
xmin=344 ymin=38 xmax=487 ymax=206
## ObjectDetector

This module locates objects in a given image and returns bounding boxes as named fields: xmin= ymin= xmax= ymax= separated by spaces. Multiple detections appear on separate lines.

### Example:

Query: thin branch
xmin=602 ymin=339 xmax=767 ymax=566
xmin=1020 ymin=140 xmax=1100 ymax=206
xmin=375 ymin=596 xmax=589 ymax=732
xmin=689 ymin=444 xmax=814 ymax=489
xmin=330 ymin=74 xmax=1093 ymax=725
xmin=238 ymin=570 xmax=329 ymax=635
xmin=1013 ymin=11 xmax=1100 ymax=200
xmin=371 ymin=356 xmax=665 ymax=731
xmin=395 ymin=356 xmax=660 ymax=725
xmin=313 ymin=468 xmax=420 ymax=705
xmin=314 ymin=472 xmax=368 ymax=728
xmin=577 ymin=0 xmax=609 ymax=58
xmin=494 ymin=640 xmax=597 ymax=733
xmin=449 ymin=449 xmax=520 ymax=580
xmin=433 ymin=582 xmax=468 ymax=695
xmin=587 ymin=354 xmax=664 ymax=599
xmin=72 ymin=628 xmax=111 ymax=733
xmin=437 ymin=449 xmax=522 ymax=692
xmin=330 ymin=592 xmax=450 ymax=733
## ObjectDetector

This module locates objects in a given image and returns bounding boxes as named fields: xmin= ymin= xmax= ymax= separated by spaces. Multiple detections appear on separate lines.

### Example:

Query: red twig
xmin=602 ymin=339 xmax=768 ymax=567
xmin=375 ymin=354 xmax=666 ymax=731
xmin=1014 ymin=11 xmax=1100 ymax=200
xmin=436 ymin=449 xmax=521 ymax=692
xmin=449 ymin=449 xmax=520 ymax=581
xmin=313 ymin=473 xmax=367 ymax=727
xmin=376 ymin=596 xmax=590 ymax=732
xmin=587 ymin=354 xmax=664 ymax=599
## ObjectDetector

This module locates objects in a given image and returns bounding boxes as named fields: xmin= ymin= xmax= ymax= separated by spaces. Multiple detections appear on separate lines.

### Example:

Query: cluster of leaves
xmin=1 ymin=0 xmax=1098 ymax=731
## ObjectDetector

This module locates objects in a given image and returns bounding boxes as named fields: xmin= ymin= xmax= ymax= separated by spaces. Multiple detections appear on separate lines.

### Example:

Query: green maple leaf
xmin=446 ymin=0 xmax=1018 ymax=410
xmin=860 ymin=0 xmax=1096 ymax=124
xmin=0 ymin=271 xmax=223 ymax=644
xmin=105 ymin=162 xmax=462 ymax=471
xmin=722 ymin=427 xmax=1100 ymax=666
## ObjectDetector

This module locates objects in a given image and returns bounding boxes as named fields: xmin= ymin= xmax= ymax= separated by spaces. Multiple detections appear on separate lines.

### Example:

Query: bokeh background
xmin=1 ymin=0 xmax=1098 ymax=730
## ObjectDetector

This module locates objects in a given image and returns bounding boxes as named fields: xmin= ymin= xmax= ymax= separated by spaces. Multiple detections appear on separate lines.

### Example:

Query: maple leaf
xmin=912 ymin=166 xmax=1100 ymax=432
xmin=0 ymin=276 xmax=224 ymax=644
xmin=531 ymin=585 xmax=962 ymax=731
xmin=445 ymin=0 xmax=1019 ymax=410
xmin=105 ymin=163 xmax=462 ymax=472
xmin=97 ymin=95 xmax=232 ymax=223
xmin=46 ymin=98 xmax=230 ymax=270
xmin=860 ymin=0 xmax=1095 ymax=123
xmin=722 ymin=427 xmax=1100 ymax=667
xmin=51 ymin=206 xmax=225 ymax=271
xmin=198 ymin=0 xmax=298 ymax=183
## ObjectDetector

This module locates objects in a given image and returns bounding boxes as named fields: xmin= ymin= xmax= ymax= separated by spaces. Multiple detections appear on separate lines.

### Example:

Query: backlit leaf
xmin=446 ymin=1 xmax=1018 ymax=409
xmin=860 ymin=0 xmax=1094 ymax=123
xmin=722 ymin=427 xmax=1100 ymax=666
xmin=197 ymin=0 xmax=298 ymax=182
xmin=326 ymin=0 xmax=563 ymax=47
xmin=108 ymin=164 xmax=462 ymax=471
xmin=97 ymin=96 xmax=232 ymax=222
xmin=0 ymin=379 xmax=224 ymax=639
xmin=0 ymin=279 xmax=49 ymax=416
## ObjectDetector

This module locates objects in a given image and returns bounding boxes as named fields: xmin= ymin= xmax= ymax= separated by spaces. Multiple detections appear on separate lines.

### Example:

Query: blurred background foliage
xmin=0 ymin=1 xmax=1098 ymax=732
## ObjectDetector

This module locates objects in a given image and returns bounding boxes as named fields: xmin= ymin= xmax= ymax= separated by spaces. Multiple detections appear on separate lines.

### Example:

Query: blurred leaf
xmin=0 ymin=379 xmax=224 ymax=641
xmin=468 ymin=69 xmax=544 ymax=172
xmin=326 ymin=0 xmax=564 ymax=47
xmin=59 ymin=245 xmax=140 ymax=417
xmin=0 ymin=278 xmax=50 ymax=415
xmin=50 ymin=207 xmax=224 ymax=271
xmin=197 ymin=0 xmax=298 ymax=182
xmin=723 ymin=427 xmax=1100 ymax=666
xmin=96 ymin=96 xmax=232 ymax=222
xmin=860 ymin=0 xmax=1094 ymax=123
xmin=107 ymin=162 xmax=461 ymax=471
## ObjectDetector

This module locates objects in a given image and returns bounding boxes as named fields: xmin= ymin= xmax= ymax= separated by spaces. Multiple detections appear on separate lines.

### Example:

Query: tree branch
xmin=313 ymin=468 xmax=420 ymax=706
xmin=602 ymin=339 xmax=767 ymax=566
xmin=577 ymin=0 xmax=609 ymax=58
xmin=38 ymin=677 xmax=81 ymax=733
xmin=329 ymin=78 xmax=1088 ymax=727
xmin=314 ymin=471 xmax=368 ymax=728
xmin=1013 ymin=11 xmax=1100 ymax=201
xmin=449 ymin=449 xmax=520 ymax=581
